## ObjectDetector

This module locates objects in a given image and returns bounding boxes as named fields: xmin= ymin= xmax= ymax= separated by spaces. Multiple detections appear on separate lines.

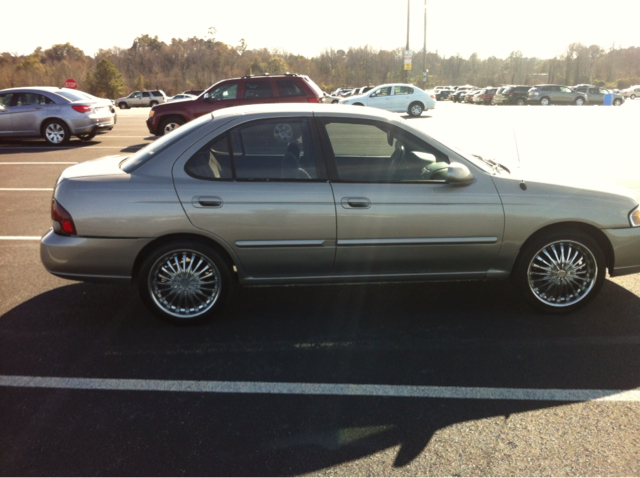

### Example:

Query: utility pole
xmin=423 ymin=0 xmax=427 ymax=88
xmin=404 ymin=0 xmax=410 ymax=83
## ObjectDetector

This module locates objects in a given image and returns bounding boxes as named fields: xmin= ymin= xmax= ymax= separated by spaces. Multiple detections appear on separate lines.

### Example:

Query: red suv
xmin=147 ymin=74 xmax=324 ymax=136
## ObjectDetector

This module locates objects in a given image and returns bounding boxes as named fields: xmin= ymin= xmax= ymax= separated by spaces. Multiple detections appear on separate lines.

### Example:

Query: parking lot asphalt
xmin=1 ymin=103 xmax=640 ymax=476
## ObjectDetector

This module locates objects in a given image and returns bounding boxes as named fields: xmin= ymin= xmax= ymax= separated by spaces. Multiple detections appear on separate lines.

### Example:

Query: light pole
xmin=423 ymin=0 xmax=427 ymax=88
xmin=404 ymin=0 xmax=410 ymax=83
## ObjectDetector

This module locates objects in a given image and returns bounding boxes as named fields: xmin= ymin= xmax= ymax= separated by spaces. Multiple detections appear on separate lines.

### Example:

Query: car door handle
xmin=341 ymin=197 xmax=371 ymax=209
xmin=193 ymin=196 xmax=223 ymax=208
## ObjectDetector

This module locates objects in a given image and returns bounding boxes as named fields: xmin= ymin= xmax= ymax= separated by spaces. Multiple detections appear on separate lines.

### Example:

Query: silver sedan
xmin=40 ymin=104 xmax=640 ymax=323
xmin=0 ymin=86 xmax=116 ymax=145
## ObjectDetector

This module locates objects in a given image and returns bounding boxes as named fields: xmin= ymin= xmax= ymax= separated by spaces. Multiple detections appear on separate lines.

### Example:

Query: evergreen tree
xmin=92 ymin=58 xmax=124 ymax=98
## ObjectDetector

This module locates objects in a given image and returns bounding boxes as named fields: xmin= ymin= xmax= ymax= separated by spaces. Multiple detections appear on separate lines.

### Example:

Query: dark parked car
xmin=450 ymin=89 xmax=468 ymax=103
xmin=147 ymin=74 xmax=325 ymax=136
xmin=435 ymin=89 xmax=453 ymax=101
xmin=527 ymin=85 xmax=587 ymax=106
xmin=493 ymin=86 xmax=531 ymax=105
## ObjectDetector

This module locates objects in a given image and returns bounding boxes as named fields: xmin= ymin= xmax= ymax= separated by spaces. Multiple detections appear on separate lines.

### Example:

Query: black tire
xmin=137 ymin=240 xmax=233 ymax=324
xmin=331 ymin=100 xmax=339 ymax=104
xmin=150 ymin=101 xmax=159 ymax=107
xmin=613 ymin=98 xmax=622 ymax=106
xmin=408 ymin=102 xmax=424 ymax=117
xmin=118 ymin=102 xmax=128 ymax=109
xmin=42 ymin=119 xmax=71 ymax=146
xmin=540 ymin=97 xmax=551 ymax=106
xmin=631 ymin=94 xmax=636 ymax=100
xmin=78 ymin=132 xmax=97 ymax=141
xmin=575 ymin=97 xmax=585 ymax=106
xmin=516 ymin=97 xmax=526 ymax=106
xmin=512 ymin=229 xmax=606 ymax=314
xmin=160 ymin=117 xmax=185 ymax=136
xmin=353 ymin=102 xmax=364 ymax=106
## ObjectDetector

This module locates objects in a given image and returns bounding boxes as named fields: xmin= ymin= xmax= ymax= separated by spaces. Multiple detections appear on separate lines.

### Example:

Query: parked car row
xmin=449 ymin=84 xmax=625 ymax=106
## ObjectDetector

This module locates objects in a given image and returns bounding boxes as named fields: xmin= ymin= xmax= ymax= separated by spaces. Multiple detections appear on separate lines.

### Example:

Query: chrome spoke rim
xmin=527 ymin=240 xmax=597 ymax=307
xmin=45 ymin=124 xmax=65 ymax=143
xmin=164 ymin=123 xmax=179 ymax=134
xmin=149 ymin=250 xmax=221 ymax=318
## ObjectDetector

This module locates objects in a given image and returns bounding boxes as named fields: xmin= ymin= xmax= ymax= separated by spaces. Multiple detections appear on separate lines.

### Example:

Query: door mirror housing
xmin=445 ymin=162 xmax=475 ymax=186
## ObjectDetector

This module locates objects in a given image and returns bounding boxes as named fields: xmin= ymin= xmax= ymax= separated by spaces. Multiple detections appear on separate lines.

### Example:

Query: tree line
xmin=1 ymin=31 xmax=639 ymax=99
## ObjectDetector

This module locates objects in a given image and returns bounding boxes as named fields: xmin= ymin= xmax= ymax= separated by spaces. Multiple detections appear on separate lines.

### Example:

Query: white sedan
xmin=339 ymin=83 xmax=436 ymax=116
xmin=167 ymin=93 xmax=197 ymax=102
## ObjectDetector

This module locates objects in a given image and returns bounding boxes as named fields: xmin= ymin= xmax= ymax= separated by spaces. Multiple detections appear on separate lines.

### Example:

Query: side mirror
xmin=445 ymin=162 xmax=475 ymax=186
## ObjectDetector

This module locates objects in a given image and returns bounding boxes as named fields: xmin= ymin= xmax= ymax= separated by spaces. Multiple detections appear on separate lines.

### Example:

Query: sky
xmin=2 ymin=0 xmax=638 ymax=61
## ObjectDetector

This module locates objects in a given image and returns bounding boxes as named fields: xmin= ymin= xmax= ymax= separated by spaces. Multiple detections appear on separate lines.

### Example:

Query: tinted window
xmin=232 ymin=118 xmax=317 ymax=180
xmin=276 ymin=80 xmax=304 ymax=97
xmin=322 ymin=120 xmax=448 ymax=182
xmin=151 ymin=90 xmax=164 ymax=96
xmin=244 ymin=81 xmax=274 ymax=99
xmin=54 ymin=90 xmax=89 ymax=102
xmin=142 ymin=92 xmax=151 ymax=98
xmin=0 ymin=93 xmax=12 ymax=107
xmin=185 ymin=134 xmax=233 ymax=180
xmin=15 ymin=93 xmax=54 ymax=106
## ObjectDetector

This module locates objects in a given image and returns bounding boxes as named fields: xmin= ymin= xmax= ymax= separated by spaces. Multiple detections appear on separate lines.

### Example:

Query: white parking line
xmin=0 ymin=236 xmax=41 ymax=240
xmin=1 ymin=375 xmax=639 ymax=402
xmin=0 ymin=162 xmax=77 ymax=165
xmin=0 ymin=188 xmax=53 ymax=191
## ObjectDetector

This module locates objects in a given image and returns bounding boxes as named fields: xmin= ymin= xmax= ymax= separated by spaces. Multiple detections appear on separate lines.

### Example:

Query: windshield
xmin=120 ymin=116 xmax=212 ymax=173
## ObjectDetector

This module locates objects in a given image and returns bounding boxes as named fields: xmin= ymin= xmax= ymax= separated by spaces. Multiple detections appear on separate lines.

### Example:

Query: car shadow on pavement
xmin=0 ymin=139 xmax=98 ymax=151
xmin=1 ymin=279 xmax=640 ymax=474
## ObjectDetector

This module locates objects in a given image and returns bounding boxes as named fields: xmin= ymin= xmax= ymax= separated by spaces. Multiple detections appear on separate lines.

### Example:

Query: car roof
xmin=0 ymin=86 xmax=73 ymax=94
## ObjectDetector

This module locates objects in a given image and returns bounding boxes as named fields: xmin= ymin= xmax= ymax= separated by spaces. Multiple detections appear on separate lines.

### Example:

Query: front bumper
xmin=603 ymin=227 xmax=640 ymax=277
xmin=40 ymin=229 xmax=153 ymax=283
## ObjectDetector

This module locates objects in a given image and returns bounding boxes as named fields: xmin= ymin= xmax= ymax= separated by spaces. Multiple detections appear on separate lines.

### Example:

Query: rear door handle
xmin=192 ymin=196 xmax=223 ymax=208
xmin=341 ymin=197 xmax=371 ymax=209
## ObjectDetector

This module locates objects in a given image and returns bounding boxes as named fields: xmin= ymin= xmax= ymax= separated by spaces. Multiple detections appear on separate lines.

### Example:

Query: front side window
xmin=559 ymin=86 xmax=571 ymax=93
xmin=394 ymin=86 xmax=414 ymax=95
xmin=0 ymin=93 xmax=12 ymax=107
xmin=129 ymin=91 xmax=141 ymax=98
xmin=207 ymin=82 xmax=238 ymax=101
xmin=244 ymin=81 xmax=274 ymax=99
xmin=371 ymin=87 xmax=392 ymax=97
xmin=185 ymin=118 xmax=318 ymax=181
xmin=321 ymin=120 xmax=449 ymax=182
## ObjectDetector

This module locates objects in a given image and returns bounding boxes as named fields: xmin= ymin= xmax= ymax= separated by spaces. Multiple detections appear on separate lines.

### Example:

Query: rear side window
xmin=55 ymin=90 xmax=89 ymax=102
xmin=15 ymin=93 xmax=54 ymax=106
xmin=185 ymin=118 xmax=319 ymax=181
xmin=503 ymin=87 xmax=514 ymax=93
xmin=276 ymin=80 xmax=304 ymax=97
xmin=394 ymin=86 xmax=414 ymax=95
xmin=0 ymin=93 xmax=12 ymax=107
xmin=142 ymin=92 xmax=151 ymax=98
xmin=244 ymin=81 xmax=274 ymax=99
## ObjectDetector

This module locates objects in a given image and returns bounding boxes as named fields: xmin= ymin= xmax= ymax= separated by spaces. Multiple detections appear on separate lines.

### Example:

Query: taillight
xmin=72 ymin=104 xmax=92 ymax=113
xmin=308 ymin=97 xmax=320 ymax=103
xmin=430 ymin=94 xmax=435 ymax=98
xmin=51 ymin=199 xmax=77 ymax=236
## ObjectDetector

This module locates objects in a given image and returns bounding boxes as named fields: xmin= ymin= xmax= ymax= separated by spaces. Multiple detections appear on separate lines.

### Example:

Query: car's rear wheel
xmin=516 ymin=97 xmax=526 ymax=106
xmin=613 ymin=98 xmax=622 ymax=106
xmin=513 ymin=230 xmax=606 ymax=314
xmin=540 ymin=97 xmax=551 ymax=106
xmin=42 ymin=120 xmax=70 ymax=146
xmin=408 ymin=102 xmax=424 ymax=117
xmin=631 ymin=94 xmax=636 ymax=100
xmin=150 ymin=101 xmax=158 ymax=107
xmin=160 ymin=117 xmax=185 ymax=135
xmin=118 ymin=102 xmax=128 ymax=109
xmin=138 ymin=240 xmax=232 ymax=324
xmin=575 ymin=97 xmax=585 ymax=106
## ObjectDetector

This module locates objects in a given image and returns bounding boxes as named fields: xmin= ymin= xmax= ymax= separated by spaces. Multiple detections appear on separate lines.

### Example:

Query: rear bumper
xmin=603 ymin=227 xmax=640 ymax=277
xmin=68 ymin=115 xmax=116 ymax=135
xmin=40 ymin=229 xmax=153 ymax=283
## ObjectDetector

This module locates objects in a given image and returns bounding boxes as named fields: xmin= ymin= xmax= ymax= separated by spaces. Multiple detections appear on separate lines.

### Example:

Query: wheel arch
xmin=512 ymin=221 xmax=615 ymax=276
xmin=132 ymin=232 xmax=238 ymax=282
xmin=40 ymin=117 xmax=71 ymax=137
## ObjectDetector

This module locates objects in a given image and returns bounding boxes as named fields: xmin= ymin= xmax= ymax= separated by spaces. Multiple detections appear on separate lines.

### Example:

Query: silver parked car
xmin=41 ymin=104 xmax=640 ymax=323
xmin=116 ymin=90 xmax=167 ymax=109
xmin=0 ymin=87 xmax=116 ymax=145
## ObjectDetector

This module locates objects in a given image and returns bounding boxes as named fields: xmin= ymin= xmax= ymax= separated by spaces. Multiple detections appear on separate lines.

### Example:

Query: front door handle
xmin=341 ymin=197 xmax=371 ymax=209
xmin=192 ymin=196 xmax=223 ymax=208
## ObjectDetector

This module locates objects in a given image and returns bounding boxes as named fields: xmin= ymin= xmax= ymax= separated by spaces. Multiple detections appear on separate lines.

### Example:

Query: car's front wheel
xmin=513 ymin=230 xmax=606 ymax=314
xmin=138 ymin=240 xmax=232 ymax=324
xmin=575 ymin=97 xmax=586 ymax=106
xmin=118 ymin=102 xmax=128 ymax=109
xmin=42 ymin=120 xmax=71 ymax=146
xmin=408 ymin=102 xmax=424 ymax=117
xmin=516 ymin=97 xmax=526 ymax=106
xmin=613 ymin=98 xmax=622 ymax=106
xmin=631 ymin=94 xmax=636 ymax=100
xmin=540 ymin=97 xmax=551 ymax=106
xmin=160 ymin=117 xmax=185 ymax=135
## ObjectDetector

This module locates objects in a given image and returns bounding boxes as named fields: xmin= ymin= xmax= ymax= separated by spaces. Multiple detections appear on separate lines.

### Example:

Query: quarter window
xmin=276 ymin=80 xmax=304 ymax=97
